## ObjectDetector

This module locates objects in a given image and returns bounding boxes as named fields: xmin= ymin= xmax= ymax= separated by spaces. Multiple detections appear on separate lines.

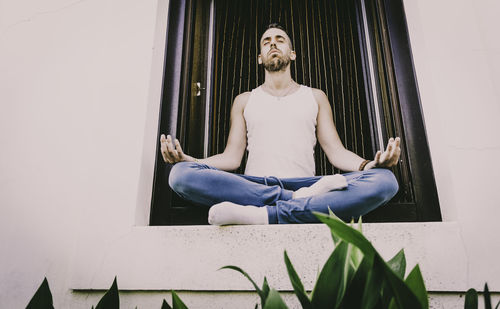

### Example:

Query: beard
xmin=263 ymin=54 xmax=291 ymax=72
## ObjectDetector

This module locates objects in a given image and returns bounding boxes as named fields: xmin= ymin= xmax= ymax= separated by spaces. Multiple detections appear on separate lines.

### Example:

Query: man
xmin=160 ymin=23 xmax=401 ymax=225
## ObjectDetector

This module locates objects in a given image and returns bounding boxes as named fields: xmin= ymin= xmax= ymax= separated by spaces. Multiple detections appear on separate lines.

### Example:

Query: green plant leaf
xmin=95 ymin=277 xmax=119 ymax=309
xmin=380 ymin=258 xmax=422 ymax=309
xmin=380 ymin=249 xmax=406 ymax=306
xmin=405 ymin=265 xmax=429 ymax=309
xmin=485 ymin=283 xmax=492 ymax=309
xmin=343 ymin=244 xmax=356 ymax=289
xmin=283 ymin=251 xmax=312 ymax=309
xmin=348 ymin=218 xmax=364 ymax=270
xmin=464 ymin=288 xmax=478 ymax=309
xmin=220 ymin=265 xmax=265 ymax=306
xmin=26 ymin=277 xmax=54 ymax=309
xmin=172 ymin=290 xmax=188 ymax=309
xmin=311 ymin=241 xmax=349 ymax=308
xmin=349 ymin=243 xmax=363 ymax=270
xmin=360 ymin=255 xmax=385 ymax=309
xmin=387 ymin=249 xmax=406 ymax=279
xmin=328 ymin=208 xmax=341 ymax=245
xmin=161 ymin=299 xmax=173 ymax=309
xmin=262 ymin=288 xmax=288 ymax=309
xmin=357 ymin=216 xmax=363 ymax=233
xmin=341 ymin=257 xmax=371 ymax=308
xmin=316 ymin=212 xmax=424 ymax=309
xmin=262 ymin=277 xmax=270 ymax=303
xmin=315 ymin=212 xmax=376 ymax=262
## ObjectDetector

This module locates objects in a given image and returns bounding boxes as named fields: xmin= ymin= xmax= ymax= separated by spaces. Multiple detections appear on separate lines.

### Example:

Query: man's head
xmin=258 ymin=23 xmax=296 ymax=72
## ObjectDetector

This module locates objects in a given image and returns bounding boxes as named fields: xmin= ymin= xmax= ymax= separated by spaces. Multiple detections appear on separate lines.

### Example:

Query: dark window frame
xmin=363 ymin=0 xmax=441 ymax=221
xmin=150 ymin=0 xmax=441 ymax=225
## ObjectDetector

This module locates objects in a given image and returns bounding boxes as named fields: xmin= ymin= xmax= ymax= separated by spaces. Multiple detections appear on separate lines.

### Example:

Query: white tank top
xmin=243 ymin=85 xmax=318 ymax=178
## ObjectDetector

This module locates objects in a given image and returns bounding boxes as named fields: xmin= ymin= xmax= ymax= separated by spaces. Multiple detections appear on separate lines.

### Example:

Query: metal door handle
xmin=194 ymin=82 xmax=205 ymax=96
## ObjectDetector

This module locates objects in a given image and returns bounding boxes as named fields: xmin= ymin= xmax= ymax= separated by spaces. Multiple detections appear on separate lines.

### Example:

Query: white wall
xmin=0 ymin=0 xmax=157 ymax=307
xmin=1 ymin=0 xmax=500 ymax=308
xmin=403 ymin=0 xmax=500 ymax=289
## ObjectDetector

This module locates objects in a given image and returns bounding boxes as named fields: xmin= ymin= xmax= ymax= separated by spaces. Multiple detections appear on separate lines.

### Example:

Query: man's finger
xmin=386 ymin=138 xmax=394 ymax=154
xmin=394 ymin=137 xmax=401 ymax=148
xmin=173 ymin=139 xmax=183 ymax=161
xmin=390 ymin=147 xmax=401 ymax=166
xmin=383 ymin=146 xmax=400 ymax=167
xmin=388 ymin=142 xmax=397 ymax=159
xmin=374 ymin=150 xmax=382 ymax=164
xmin=161 ymin=147 xmax=171 ymax=163
xmin=175 ymin=139 xmax=185 ymax=159
xmin=162 ymin=153 xmax=172 ymax=163
xmin=166 ymin=137 xmax=179 ymax=159
xmin=161 ymin=144 xmax=173 ymax=163
xmin=160 ymin=137 xmax=170 ymax=163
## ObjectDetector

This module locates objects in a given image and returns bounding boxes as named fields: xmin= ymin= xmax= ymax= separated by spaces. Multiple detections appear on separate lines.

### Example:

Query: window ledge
xmin=70 ymin=222 xmax=467 ymax=292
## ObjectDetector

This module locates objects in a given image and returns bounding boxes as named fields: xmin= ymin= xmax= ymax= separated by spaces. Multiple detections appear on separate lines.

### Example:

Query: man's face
xmin=258 ymin=28 xmax=296 ymax=72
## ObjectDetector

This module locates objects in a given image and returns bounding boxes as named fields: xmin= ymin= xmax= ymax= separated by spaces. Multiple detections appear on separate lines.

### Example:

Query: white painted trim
xmin=360 ymin=0 xmax=385 ymax=150
xmin=203 ymin=0 xmax=215 ymax=158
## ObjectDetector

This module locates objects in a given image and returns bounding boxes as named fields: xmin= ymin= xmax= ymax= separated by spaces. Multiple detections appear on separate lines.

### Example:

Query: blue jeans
xmin=168 ymin=162 xmax=399 ymax=224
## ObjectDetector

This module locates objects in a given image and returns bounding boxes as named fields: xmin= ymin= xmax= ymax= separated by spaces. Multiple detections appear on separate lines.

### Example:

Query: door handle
xmin=193 ymin=82 xmax=205 ymax=97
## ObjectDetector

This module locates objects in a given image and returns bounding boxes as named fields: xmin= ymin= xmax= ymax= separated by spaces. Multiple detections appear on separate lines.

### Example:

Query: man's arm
xmin=313 ymin=89 xmax=400 ymax=172
xmin=160 ymin=92 xmax=249 ymax=171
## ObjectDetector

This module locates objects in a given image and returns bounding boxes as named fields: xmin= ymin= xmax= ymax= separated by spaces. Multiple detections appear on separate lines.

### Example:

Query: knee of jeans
xmin=168 ymin=162 xmax=196 ymax=194
xmin=371 ymin=169 xmax=399 ymax=202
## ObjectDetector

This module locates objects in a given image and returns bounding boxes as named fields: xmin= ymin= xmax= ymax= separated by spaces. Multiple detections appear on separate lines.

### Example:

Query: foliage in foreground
xmin=26 ymin=211 xmax=497 ymax=308
xmin=223 ymin=211 xmax=428 ymax=309
xmin=26 ymin=276 xmax=187 ymax=309
xmin=464 ymin=283 xmax=500 ymax=309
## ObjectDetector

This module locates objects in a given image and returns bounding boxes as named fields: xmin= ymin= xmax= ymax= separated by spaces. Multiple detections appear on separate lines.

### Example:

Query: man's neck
xmin=263 ymin=66 xmax=295 ymax=90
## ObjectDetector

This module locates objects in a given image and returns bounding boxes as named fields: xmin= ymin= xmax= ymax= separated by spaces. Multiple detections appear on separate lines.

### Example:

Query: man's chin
xmin=264 ymin=59 xmax=289 ymax=72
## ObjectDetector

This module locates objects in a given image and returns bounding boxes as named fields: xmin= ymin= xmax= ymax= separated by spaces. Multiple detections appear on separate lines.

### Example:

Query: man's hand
xmin=365 ymin=137 xmax=401 ymax=170
xmin=160 ymin=134 xmax=194 ymax=164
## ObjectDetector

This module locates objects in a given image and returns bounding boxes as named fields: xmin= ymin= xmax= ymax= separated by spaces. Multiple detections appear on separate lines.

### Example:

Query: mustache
xmin=268 ymin=48 xmax=281 ymax=55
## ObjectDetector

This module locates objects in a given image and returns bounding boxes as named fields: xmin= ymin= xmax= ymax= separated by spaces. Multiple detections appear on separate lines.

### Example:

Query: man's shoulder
xmin=232 ymin=91 xmax=252 ymax=111
xmin=309 ymin=88 xmax=329 ymax=105
xmin=234 ymin=91 xmax=252 ymax=102
xmin=309 ymin=87 xmax=326 ymax=97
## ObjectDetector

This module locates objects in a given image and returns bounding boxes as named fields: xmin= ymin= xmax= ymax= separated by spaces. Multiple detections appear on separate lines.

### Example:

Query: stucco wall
xmin=403 ymin=0 xmax=500 ymax=289
xmin=0 ymin=0 xmax=158 ymax=307
xmin=1 ymin=0 xmax=499 ymax=308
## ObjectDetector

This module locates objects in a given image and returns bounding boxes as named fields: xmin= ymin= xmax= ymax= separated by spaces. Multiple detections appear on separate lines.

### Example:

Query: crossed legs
xmin=168 ymin=162 xmax=398 ymax=225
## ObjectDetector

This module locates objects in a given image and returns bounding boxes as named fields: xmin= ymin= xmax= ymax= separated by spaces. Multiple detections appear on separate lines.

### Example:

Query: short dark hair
xmin=260 ymin=23 xmax=293 ymax=49
xmin=266 ymin=23 xmax=287 ymax=33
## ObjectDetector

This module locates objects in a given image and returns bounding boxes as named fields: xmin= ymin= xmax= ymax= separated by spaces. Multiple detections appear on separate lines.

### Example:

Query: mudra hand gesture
xmin=160 ymin=134 xmax=194 ymax=164
xmin=365 ymin=137 xmax=401 ymax=170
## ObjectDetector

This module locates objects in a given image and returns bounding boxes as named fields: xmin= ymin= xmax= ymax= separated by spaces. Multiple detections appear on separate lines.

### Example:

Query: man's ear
xmin=290 ymin=50 xmax=296 ymax=61
xmin=258 ymin=54 xmax=262 ymax=64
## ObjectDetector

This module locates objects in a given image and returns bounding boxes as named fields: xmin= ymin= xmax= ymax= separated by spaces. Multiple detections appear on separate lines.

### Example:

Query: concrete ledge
xmin=70 ymin=222 xmax=467 ymax=292
xmin=71 ymin=291 xmax=485 ymax=309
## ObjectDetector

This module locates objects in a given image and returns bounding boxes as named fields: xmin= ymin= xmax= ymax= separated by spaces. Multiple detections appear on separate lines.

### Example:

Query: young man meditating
xmin=160 ymin=24 xmax=401 ymax=225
